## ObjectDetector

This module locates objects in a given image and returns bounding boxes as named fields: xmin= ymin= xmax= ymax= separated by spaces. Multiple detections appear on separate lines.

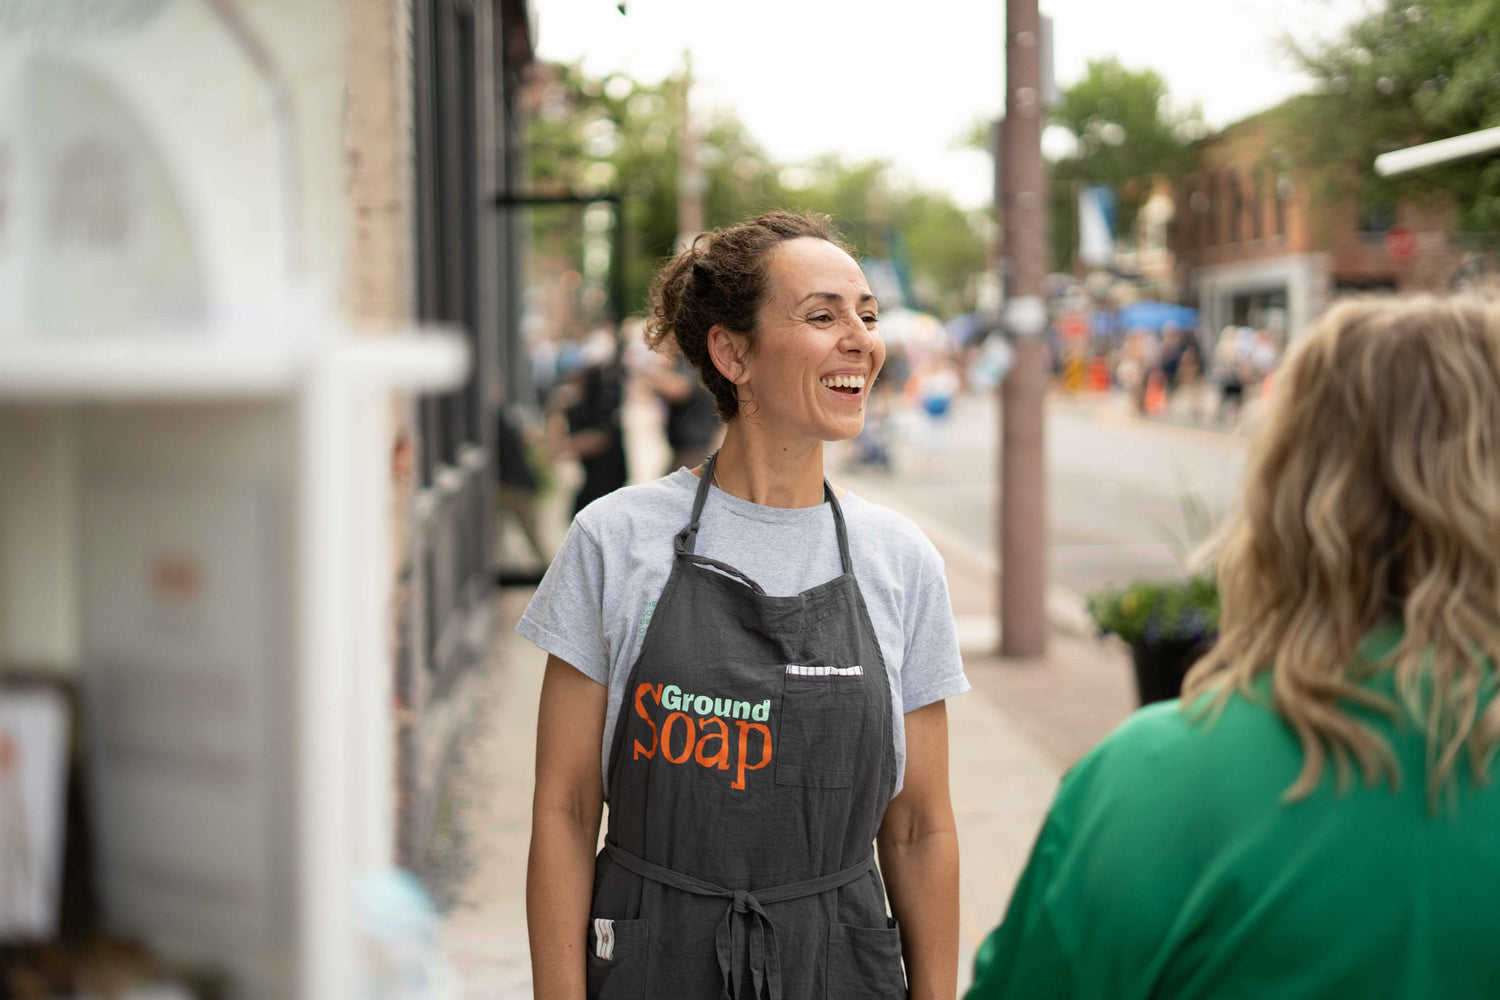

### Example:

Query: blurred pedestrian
xmin=1174 ymin=343 xmax=1208 ymax=423
xmin=967 ymin=296 xmax=1500 ymax=999
xmin=904 ymin=351 xmax=962 ymax=469
xmin=1250 ymin=327 xmax=1283 ymax=389
xmin=640 ymin=348 xmax=722 ymax=474
xmin=1158 ymin=324 xmax=1184 ymax=389
xmin=523 ymin=212 xmax=967 ymax=1000
xmin=1118 ymin=329 xmax=1155 ymax=415
xmin=1212 ymin=326 xmax=1253 ymax=426
xmin=494 ymin=404 xmax=549 ymax=572
xmin=548 ymin=334 xmax=630 ymax=517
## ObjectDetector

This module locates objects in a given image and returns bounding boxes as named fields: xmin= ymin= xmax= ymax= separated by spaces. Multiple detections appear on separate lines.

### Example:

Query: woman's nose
xmin=840 ymin=313 xmax=876 ymax=353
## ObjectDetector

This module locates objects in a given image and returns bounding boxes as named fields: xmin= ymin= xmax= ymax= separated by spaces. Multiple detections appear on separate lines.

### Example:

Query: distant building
xmin=1170 ymin=102 xmax=1480 ymax=342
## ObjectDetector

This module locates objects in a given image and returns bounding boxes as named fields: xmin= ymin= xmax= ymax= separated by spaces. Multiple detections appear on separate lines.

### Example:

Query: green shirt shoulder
xmin=968 ymin=652 xmax=1500 ymax=1000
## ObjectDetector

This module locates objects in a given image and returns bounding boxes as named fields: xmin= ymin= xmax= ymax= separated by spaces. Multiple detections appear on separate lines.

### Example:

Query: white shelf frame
xmin=0 ymin=328 xmax=469 ymax=999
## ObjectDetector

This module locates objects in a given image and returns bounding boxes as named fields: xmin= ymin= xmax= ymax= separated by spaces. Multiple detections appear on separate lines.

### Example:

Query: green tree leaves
xmin=1044 ymin=57 xmax=1201 ymax=270
xmin=526 ymin=64 xmax=988 ymax=320
xmin=1283 ymin=0 xmax=1500 ymax=230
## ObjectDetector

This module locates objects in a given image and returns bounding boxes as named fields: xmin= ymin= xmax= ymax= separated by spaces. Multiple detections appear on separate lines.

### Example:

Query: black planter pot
xmin=1128 ymin=637 xmax=1212 ymax=707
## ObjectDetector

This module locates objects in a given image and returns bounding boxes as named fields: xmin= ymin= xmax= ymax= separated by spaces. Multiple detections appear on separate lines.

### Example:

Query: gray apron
xmin=587 ymin=452 xmax=906 ymax=1000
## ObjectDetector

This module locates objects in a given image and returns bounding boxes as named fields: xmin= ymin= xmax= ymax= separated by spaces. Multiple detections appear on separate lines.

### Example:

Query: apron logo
xmin=632 ymin=682 xmax=772 ymax=791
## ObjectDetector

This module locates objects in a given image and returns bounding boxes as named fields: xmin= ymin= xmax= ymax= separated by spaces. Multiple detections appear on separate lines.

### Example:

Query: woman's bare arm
xmin=877 ymin=700 xmax=960 ymax=1000
xmin=527 ymin=654 xmax=608 ymax=1000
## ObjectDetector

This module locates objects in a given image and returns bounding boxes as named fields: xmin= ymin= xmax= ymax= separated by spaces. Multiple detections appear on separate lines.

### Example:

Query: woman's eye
xmin=809 ymin=313 xmax=833 ymax=323
xmin=863 ymin=314 xmax=878 ymax=325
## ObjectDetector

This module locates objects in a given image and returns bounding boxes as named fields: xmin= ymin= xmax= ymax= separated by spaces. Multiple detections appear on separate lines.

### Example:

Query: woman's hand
xmin=528 ymin=655 xmax=608 ymax=1000
xmin=878 ymin=700 xmax=960 ymax=1000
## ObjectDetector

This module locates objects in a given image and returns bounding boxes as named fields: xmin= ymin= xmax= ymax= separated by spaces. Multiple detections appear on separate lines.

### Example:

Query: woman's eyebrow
xmin=796 ymin=291 xmax=880 ymax=308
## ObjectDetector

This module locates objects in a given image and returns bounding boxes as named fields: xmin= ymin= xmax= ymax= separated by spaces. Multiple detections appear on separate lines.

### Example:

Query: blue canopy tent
xmin=1116 ymin=300 xmax=1200 ymax=333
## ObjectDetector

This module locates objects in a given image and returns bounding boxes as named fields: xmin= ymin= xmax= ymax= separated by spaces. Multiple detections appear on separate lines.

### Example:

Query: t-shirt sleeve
xmin=900 ymin=547 xmax=969 ymax=713
xmin=965 ymin=808 xmax=1077 ymax=1000
xmin=516 ymin=517 xmax=609 ymax=685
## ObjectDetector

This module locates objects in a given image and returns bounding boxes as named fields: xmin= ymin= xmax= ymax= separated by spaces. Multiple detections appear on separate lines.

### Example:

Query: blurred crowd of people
xmin=1068 ymin=322 xmax=1284 ymax=427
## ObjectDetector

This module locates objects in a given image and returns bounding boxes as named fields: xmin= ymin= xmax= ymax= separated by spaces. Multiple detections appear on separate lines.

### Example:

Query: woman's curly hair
xmin=644 ymin=210 xmax=845 ymax=420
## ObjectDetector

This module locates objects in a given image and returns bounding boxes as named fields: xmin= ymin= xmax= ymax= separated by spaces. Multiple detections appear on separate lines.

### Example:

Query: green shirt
xmin=967 ymin=625 xmax=1500 ymax=1000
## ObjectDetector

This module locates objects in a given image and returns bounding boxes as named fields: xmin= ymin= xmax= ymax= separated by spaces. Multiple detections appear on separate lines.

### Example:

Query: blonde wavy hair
xmin=1182 ymin=295 xmax=1500 ymax=808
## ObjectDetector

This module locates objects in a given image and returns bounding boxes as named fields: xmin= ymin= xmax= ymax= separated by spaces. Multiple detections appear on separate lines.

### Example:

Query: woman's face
xmin=736 ymin=237 xmax=885 ymax=443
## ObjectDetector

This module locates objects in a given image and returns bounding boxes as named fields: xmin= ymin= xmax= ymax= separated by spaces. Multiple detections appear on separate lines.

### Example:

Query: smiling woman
xmin=520 ymin=211 xmax=968 ymax=1000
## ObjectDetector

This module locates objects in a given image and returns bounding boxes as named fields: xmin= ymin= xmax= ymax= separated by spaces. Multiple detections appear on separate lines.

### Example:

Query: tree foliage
xmin=1046 ymin=57 xmax=1200 ymax=257
xmin=1282 ymin=0 xmax=1500 ymax=230
xmin=527 ymin=66 xmax=782 ymax=316
xmin=779 ymin=156 xmax=990 ymax=317
xmin=526 ymin=64 xmax=989 ymax=320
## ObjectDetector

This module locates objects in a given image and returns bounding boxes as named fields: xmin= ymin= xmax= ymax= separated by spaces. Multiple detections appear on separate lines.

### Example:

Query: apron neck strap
xmin=675 ymin=451 xmax=853 ymax=576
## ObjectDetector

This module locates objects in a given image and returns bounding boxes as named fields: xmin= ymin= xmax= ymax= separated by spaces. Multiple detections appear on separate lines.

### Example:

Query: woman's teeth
xmin=819 ymin=374 xmax=866 ymax=392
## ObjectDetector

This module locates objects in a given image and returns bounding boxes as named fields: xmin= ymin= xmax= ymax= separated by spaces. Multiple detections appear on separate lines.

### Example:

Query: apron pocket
xmin=775 ymin=669 xmax=867 ymax=788
xmin=826 ymin=921 xmax=907 ymax=1000
xmin=586 ymin=917 xmax=649 ymax=1000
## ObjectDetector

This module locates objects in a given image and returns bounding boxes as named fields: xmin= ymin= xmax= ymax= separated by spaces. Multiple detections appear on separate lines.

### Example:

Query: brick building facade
xmin=1170 ymin=106 xmax=1482 ymax=341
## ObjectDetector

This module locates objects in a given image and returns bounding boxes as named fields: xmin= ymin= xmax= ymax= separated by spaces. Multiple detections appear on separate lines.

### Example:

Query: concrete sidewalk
xmin=438 ymin=408 xmax=1138 ymax=996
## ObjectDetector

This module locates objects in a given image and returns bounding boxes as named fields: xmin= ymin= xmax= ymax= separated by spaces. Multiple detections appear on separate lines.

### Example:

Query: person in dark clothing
xmin=644 ymin=352 xmax=722 ymax=473
xmin=561 ymin=362 xmax=629 ymax=516
xmin=495 ymin=406 xmax=549 ymax=571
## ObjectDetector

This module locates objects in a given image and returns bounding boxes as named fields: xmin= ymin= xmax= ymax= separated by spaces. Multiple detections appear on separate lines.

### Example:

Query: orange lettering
xmin=733 ymin=721 xmax=773 ymax=790
xmin=695 ymin=716 xmax=731 ymax=770
xmin=662 ymin=712 xmax=695 ymax=764
xmin=632 ymin=683 xmax=662 ymax=760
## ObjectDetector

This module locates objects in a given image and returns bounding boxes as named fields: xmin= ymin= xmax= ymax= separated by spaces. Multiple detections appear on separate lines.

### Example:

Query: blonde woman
xmin=967 ymin=296 xmax=1500 ymax=999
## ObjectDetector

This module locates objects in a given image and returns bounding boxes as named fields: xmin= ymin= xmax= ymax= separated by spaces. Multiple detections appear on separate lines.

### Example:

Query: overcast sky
xmin=532 ymin=0 xmax=1374 ymax=209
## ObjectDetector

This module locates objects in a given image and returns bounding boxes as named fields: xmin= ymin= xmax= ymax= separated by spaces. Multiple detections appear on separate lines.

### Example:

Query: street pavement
xmin=438 ymin=387 xmax=1243 ymax=997
xmin=832 ymin=387 xmax=1251 ymax=596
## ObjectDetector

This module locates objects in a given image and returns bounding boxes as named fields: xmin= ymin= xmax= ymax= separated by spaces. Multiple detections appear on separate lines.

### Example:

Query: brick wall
xmin=342 ymin=0 xmax=414 ymax=324
xmin=341 ymin=0 xmax=425 ymax=868
xmin=1175 ymin=113 xmax=1471 ymax=294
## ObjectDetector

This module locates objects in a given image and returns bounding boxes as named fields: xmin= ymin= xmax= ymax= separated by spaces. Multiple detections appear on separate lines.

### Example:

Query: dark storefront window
xmin=1249 ymin=168 xmax=1263 ymax=241
xmin=1205 ymin=173 xmax=1219 ymax=246
xmin=414 ymin=0 xmax=481 ymax=485
xmin=1359 ymin=198 xmax=1397 ymax=236
xmin=1274 ymin=173 xmax=1290 ymax=238
xmin=1228 ymin=170 xmax=1243 ymax=244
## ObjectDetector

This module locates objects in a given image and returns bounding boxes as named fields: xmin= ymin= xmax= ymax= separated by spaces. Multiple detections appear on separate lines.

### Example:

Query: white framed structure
xmin=0 ymin=1 xmax=498 ymax=996
xmin=0 ymin=333 xmax=467 ymax=998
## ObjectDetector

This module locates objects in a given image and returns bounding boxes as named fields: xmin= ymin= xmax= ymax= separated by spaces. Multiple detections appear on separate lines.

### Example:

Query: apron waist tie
xmin=603 ymin=843 xmax=875 ymax=1000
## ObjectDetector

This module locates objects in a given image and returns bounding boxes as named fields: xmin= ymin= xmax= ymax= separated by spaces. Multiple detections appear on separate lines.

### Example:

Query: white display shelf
xmin=0 ymin=326 xmax=470 ymax=1000
xmin=0 ymin=331 xmax=468 ymax=401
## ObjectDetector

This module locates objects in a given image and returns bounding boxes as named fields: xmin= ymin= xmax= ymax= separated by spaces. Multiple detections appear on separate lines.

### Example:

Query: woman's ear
xmin=707 ymin=324 xmax=748 ymax=385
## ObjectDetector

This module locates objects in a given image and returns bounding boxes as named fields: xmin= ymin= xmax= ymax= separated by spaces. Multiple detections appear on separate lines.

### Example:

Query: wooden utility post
xmin=999 ymin=0 xmax=1048 ymax=657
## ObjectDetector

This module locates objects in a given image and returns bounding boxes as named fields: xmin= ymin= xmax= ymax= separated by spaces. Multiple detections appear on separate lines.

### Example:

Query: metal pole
xmin=1000 ymin=0 xmax=1048 ymax=657
xmin=676 ymin=50 xmax=705 ymax=249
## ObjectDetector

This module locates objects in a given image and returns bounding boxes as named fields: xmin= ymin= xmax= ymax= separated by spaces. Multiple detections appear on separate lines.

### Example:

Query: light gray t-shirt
xmin=518 ymin=468 xmax=969 ymax=798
